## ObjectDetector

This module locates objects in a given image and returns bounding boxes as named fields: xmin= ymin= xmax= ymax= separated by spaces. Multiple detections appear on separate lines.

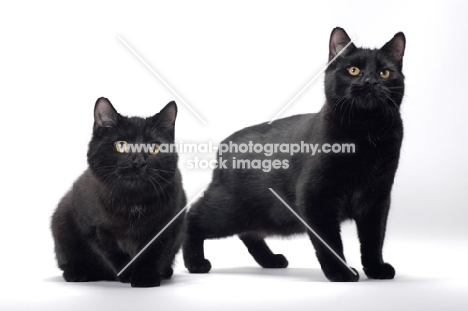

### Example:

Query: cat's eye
xmin=380 ymin=69 xmax=391 ymax=79
xmin=347 ymin=66 xmax=361 ymax=76
xmin=114 ymin=141 xmax=129 ymax=153
xmin=149 ymin=143 xmax=161 ymax=156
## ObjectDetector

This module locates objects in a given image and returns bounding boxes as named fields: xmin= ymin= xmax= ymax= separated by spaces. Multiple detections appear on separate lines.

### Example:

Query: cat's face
xmin=87 ymin=98 xmax=178 ymax=192
xmin=325 ymin=28 xmax=405 ymax=111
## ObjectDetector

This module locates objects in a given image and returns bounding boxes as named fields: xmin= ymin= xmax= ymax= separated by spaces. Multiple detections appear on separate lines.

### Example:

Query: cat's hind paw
xmin=185 ymin=259 xmax=212 ymax=274
xmin=63 ymin=271 xmax=102 ymax=282
xmin=324 ymin=267 xmax=360 ymax=282
xmin=63 ymin=271 xmax=85 ymax=282
xmin=259 ymin=254 xmax=289 ymax=269
xmin=62 ymin=266 xmax=117 ymax=282
xmin=364 ymin=263 xmax=395 ymax=280
xmin=162 ymin=267 xmax=174 ymax=279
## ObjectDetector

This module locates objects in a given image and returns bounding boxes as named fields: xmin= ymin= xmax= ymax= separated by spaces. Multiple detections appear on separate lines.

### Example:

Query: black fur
xmin=51 ymin=98 xmax=186 ymax=287
xmin=183 ymin=28 xmax=405 ymax=282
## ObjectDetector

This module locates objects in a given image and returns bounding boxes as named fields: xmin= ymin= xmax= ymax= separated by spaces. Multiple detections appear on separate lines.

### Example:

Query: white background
xmin=1 ymin=0 xmax=467 ymax=310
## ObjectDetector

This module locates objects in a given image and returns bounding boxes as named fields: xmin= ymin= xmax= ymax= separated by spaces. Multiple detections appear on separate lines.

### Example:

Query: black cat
xmin=183 ymin=27 xmax=405 ymax=282
xmin=51 ymin=98 xmax=186 ymax=287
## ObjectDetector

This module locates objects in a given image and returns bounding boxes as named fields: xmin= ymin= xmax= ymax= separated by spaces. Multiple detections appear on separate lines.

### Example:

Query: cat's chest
xmin=117 ymin=237 xmax=139 ymax=257
xmin=101 ymin=204 xmax=159 ymax=255
xmin=319 ymin=140 xmax=400 ymax=196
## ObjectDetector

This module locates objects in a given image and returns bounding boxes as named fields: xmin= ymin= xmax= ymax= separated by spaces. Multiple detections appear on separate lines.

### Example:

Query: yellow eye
xmin=114 ymin=141 xmax=128 ymax=153
xmin=347 ymin=66 xmax=361 ymax=76
xmin=380 ymin=69 xmax=391 ymax=79
xmin=149 ymin=143 xmax=161 ymax=155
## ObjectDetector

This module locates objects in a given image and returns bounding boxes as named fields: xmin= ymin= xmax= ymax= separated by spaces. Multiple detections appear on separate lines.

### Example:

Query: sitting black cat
xmin=51 ymin=98 xmax=186 ymax=287
xmin=183 ymin=27 xmax=405 ymax=282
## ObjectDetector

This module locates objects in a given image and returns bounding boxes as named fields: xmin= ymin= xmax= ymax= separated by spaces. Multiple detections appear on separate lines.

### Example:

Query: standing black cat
xmin=183 ymin=27 xmax=406 ymax=282
xmin=51 ymin=98 xmax=186 ymax=287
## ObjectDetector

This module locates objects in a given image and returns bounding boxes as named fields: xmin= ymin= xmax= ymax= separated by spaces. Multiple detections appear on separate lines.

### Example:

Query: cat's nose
xmin=132 ymin=155 xmax=147 ymax=169
xmin=365 ymin=77 xmax=379 ymax=86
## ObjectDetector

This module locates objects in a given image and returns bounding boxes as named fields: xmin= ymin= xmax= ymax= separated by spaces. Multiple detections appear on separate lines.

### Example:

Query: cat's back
xmin=204 ymin=113 xmax=321 ymax=206
xmin=220 ymin=113 xmax=319 ymax=146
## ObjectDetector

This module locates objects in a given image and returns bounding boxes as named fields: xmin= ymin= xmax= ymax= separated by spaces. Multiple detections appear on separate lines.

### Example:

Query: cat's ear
xmin=94 ymin=97 xmax=118 ymax=128
xmin=381 ymin=32 xmax=406 ymax=62
xmin=153 ymin=101 xmax=178 ymax=128
xmin=329 ymin=27 xmax=356 ymax=61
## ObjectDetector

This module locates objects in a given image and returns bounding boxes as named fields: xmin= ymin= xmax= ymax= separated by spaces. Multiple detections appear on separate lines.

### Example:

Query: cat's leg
xmin=355 ymin=194 xmax=395 ymax=280
xmin=183 ymin=196 xmax=214 ymax=274
xmin=183 ymin=185 xmax=240 ymax=273
xmin=161 ymin=227 xmax=185 ymax=280
xmin=129 ymin=236 xmax=177 ymax=287
xmin=303 ymin=199 xmax=359 ymax=282
xmin=94 ymin=227 xmax=133 ymax=283
xmin=128 ymin=217 xmax=185 ymax=287
xmin=128 ymin=246 xmax=163 ymax=287
xmin=160 ymin=250 xmax=175 ymax=280
xmin=52 ymin=211 xmax=116 ymax=282
xmin=239 ymin=233 xmax=288 ymax=268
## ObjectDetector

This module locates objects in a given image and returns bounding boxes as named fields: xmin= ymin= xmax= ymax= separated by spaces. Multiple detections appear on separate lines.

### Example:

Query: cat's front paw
xmin=364 ymin=263 xmax=395 ymax=280
xmin=260 ymin=254 xmax=289 ymax=269
xmin=323 ymin=267 xmax=359 ymax=282
xmin=131 ymin=270 xmax=161 ymax=288
xmin=186 ymin=258 xmax=212 ymax=274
